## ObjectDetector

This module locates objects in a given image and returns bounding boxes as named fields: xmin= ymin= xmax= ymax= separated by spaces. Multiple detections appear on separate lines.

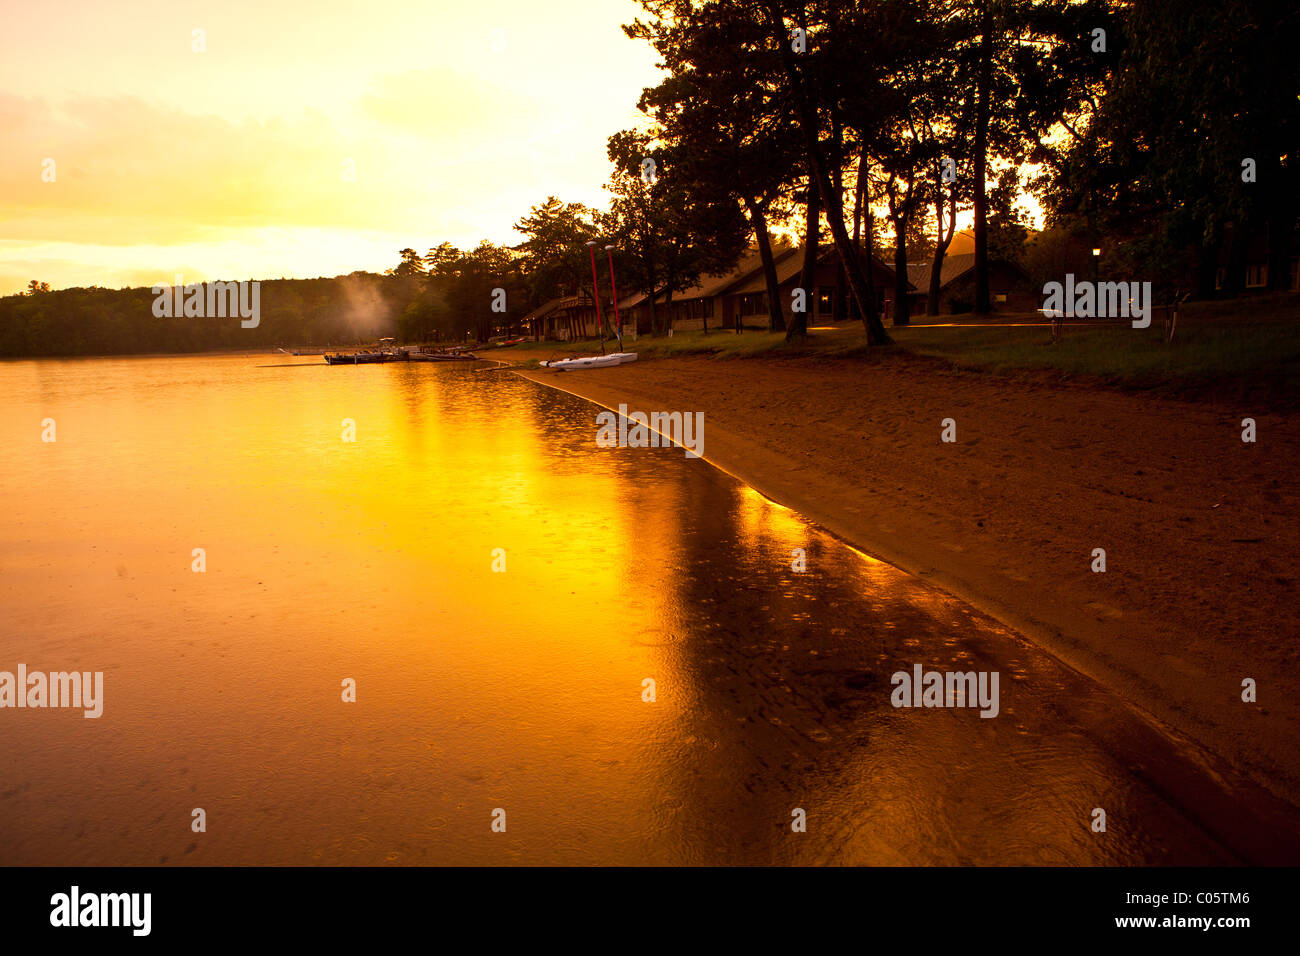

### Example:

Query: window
xmin=817 ymin=286 xmax=834 ymax=314
xmin=994 ymin=293 xmax=1007 ymax=303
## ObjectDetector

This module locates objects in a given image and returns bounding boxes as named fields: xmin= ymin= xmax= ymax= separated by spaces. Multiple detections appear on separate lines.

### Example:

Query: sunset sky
xmin=0 ymin=0 xmax=660 ymax=295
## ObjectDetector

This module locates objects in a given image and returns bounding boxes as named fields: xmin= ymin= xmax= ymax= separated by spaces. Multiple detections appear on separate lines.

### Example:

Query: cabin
xmin=520 ymin=291 xmax=602 ymax=341
xmin=905 ymin=253 xmax=1037 ymax=315
xmin=617 ymin=243 xmax=904 ymax=334
xmin=1214 ymin=230 xmax=1300 ymax=293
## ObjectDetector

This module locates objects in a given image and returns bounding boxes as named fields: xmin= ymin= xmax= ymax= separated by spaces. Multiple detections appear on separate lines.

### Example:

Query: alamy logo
xmin=595 ymin=404 xmax=705 ymax=458
xmin=891 ymin=664 xmax=1000 ymax=718
xmin=1041 ymin=274 xmax=1151 ymax=328
xmin=0 ymin=664 xmax=103 ymax=717
xmin=151 ymin=275 xmax=260 ymax=328
xmin=50 ymin=886 xmax=150 ymax=936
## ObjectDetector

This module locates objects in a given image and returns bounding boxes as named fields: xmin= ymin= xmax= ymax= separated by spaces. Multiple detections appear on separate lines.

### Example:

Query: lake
xmin=0 ymin=353 xmax=1288 ymax=864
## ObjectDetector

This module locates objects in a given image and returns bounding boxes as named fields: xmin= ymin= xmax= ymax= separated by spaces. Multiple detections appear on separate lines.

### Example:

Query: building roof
xmin=726 ymin=243 xmax=906 ymax=294
xmin=726 ymin=246 xmax=811 ymax=295
xmin=520 ymin=292 xmax=592 ymax=323
xmin=656 ymin=244 xmax=799 ymax=305
xmin=907 ymin=253 xmax=975 ymax=292
xmin=622 ymin=242 xmax=905 ymax=308
xmin=906 ymin=252 xmax=1029 ymax=293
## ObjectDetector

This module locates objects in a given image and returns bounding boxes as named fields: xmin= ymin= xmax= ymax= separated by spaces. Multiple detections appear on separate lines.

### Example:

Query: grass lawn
xmin=512 ymin=293 xmax=1298 ymax=396
xmin=893 ymin=294 xmax=1300 ymax=390
xmin=507 ymin=293 xmax=1298 ymax=401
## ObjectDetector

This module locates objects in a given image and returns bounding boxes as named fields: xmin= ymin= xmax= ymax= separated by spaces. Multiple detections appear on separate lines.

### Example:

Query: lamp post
xmin=586 ymin=240 xmax=605 ymax=354
xmin=604 ymin=244 xmax=622 ymax=350
xmin=1092 ymin=246 xmax=1101 ymax=289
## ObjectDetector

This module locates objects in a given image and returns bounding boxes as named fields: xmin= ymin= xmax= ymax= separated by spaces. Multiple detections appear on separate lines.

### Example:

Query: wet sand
xmin=512 ymin=348 xmax=1300 ymax=811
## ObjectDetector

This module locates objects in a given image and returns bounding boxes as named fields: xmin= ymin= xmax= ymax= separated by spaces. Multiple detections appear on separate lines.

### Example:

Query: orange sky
xmin=0 ymin=0 xmax=660 ymax=295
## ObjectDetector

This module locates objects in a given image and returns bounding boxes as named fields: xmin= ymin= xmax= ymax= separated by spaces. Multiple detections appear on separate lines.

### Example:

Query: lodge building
xmin=519 ymin=242 xmax=1044 ymax=340
xmin=615 ymin=242 xmax=904 ymax=334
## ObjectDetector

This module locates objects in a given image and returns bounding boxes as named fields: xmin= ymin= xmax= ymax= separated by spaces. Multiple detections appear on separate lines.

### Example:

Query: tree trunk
xmin=1263 ymin=151 xmax=1294 ymax=291
xmin=833 ymin=260 xmax=848 ymax=321
xmin=765 ymin=2 xmax=890 ymax=345
xmin=843 ymin=149 xmax=864 ymax=323
xmin=747 ymin=198 xmax=786 ymax=333
xmin=1195 ymin=234 xmax=1219 ymax=300
xmin=892 ymin=216 xmax=911 ymax=327
xmin=647 ymin=286 xmax=661 ymax=336
xmin=1223 ymin=221 xmax=1248 ymax=297
xmin=928 ymin=191 xmax=956 ymax=315
xmin=863 ymin=203 xmax=878 ymax=322
xmin=972 ymin=0 xmax=992 ymax=315
xmin=791 ymin=169 xmax=819 ymax=340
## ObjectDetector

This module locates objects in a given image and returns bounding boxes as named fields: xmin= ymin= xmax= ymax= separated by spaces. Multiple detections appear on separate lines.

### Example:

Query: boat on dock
xmin=324 ymin=351 xmax=395 ymax=364
xmin=323 ymin=341 xmax=479 ymax=364
xmin=412 ymin=346 xmax=478 ymax=361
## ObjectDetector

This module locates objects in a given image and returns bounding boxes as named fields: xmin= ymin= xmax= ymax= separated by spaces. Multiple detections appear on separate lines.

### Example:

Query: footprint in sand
xmin=1084 ymin=601 xmax=1123 ymax=620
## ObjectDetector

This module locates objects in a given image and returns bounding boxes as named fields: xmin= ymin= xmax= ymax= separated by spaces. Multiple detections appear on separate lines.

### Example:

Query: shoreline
xmin=513 ymin=351 xmax=1300 ymax=812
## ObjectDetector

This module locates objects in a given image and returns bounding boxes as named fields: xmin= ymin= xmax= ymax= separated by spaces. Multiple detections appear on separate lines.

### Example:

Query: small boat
xmin=324 ymin=351 xmax=388 ymax=364
xmin=540 ymin=352 xmax=638 ymax=371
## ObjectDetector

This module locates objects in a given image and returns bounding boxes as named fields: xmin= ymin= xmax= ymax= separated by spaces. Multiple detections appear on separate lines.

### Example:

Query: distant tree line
xmin=5 ymin=1 xmax=1293 ymax=357
xmin=0 ymin=274 xmax=419 ymax=357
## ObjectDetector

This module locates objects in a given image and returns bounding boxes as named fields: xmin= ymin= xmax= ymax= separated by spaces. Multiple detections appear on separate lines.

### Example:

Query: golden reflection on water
xmin=0 ymin=354 xmax=1261 ymax=865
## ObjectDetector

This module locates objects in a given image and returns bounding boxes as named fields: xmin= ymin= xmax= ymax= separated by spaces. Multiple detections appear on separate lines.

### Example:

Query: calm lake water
xmin=0 ymin=353 xmax=1293 ymax=865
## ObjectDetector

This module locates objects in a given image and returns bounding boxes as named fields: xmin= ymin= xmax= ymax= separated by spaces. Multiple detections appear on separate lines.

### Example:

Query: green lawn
xmin=894 ymin=295 xmax=1300 ymax=388
xmin=512 ymin=294 xmax=1300 ymax=396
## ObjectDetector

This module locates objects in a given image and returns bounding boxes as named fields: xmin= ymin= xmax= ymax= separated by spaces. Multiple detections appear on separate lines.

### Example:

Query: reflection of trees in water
xmin=653 ymin=473 xmax=900 ymax=864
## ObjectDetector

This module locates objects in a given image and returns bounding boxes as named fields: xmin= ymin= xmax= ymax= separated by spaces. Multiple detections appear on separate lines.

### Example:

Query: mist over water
xmin=0 ymin=354 xmax=1279 ymax=864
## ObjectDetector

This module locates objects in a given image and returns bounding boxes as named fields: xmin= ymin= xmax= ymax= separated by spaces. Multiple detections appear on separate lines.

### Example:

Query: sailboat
xmin=542 ymin=243 xmax=638 ymax=370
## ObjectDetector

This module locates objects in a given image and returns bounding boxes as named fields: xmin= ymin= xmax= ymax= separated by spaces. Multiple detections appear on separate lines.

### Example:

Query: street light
xmin=1092 ymin=247 xmax=1101 ymax=288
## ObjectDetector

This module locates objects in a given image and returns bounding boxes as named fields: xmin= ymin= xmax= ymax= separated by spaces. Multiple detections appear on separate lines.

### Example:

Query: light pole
xmin=604 ymin=244 xmax=622 ymax=350
xmin=1092 ymin=246 xmax=1101 ymax=289
xmin=586 ymin=240 xmax=606 ymax=355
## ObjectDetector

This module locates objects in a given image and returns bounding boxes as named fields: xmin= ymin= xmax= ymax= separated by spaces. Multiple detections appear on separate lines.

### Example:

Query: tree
xmin=513 ymin=196 xmax=599 ymax=309
xmin=761 ymin=0 xmax=904 ymax=344
xmin=949 ymin=0 xmax=1112 ymax=312
xmin=388 ymin=248 xmax=426 ymax=278
xmin=604 ymin=130 xmax=749 ymax=336
xmin=1044 ymin=0 xmax=1298 ymax=298
xmin=426 ymin=242 xmax=524 ymax=343
xmin=630 ymin=0 xmax=805 ymax=335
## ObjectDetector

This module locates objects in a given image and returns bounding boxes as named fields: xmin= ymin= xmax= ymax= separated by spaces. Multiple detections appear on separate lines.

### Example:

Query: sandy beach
xmin=511 ymin=347 xmax=1300 ymax=807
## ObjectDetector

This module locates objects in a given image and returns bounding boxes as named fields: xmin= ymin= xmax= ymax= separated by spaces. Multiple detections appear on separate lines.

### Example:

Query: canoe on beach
xmin=540 ymin=352 xmax=638 ymax=371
